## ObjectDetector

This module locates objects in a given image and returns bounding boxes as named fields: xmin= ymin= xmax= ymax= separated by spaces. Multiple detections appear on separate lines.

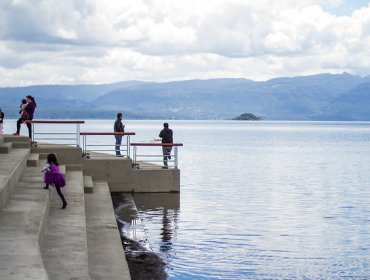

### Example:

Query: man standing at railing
xmin=114 ymin=113 xmax=125 ymax=157
xmin=159 ymin=123 xmax=173 ymax=169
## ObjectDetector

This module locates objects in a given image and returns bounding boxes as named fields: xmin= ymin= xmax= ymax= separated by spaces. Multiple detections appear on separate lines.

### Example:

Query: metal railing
xmin=81 ymin=132 xmax=136 ymax=158
xmin=30 ymin=120 xmax=85 ymax=147
xmin=130 ymin=143 xmax=184 ymax=169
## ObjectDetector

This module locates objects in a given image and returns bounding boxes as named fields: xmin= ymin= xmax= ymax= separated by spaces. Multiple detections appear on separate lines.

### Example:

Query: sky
xmin=0 ymin=0 xmax=370 ymax=86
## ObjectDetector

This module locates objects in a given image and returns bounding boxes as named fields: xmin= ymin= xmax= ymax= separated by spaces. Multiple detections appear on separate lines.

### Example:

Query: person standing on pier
xmin=159 ymin=123 xmax=173 ymax=169
xmin=13 ymin=95 xmax=37 ymax=140
xmin=0 ymin=108 xmax=4 ymax=134
xmin=114 ymin=113 xmax=125 ymax=157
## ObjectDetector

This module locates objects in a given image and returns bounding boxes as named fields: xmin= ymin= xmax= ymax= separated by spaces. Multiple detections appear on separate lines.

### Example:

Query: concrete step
xmin=27 ymin=153 xmax=39 ymax=167
xmin=32 ymin=145 xmax=82 ymax=165
xmin=85 ymin=181 xmax=131 ymax=279
xmin=12 ymin=142 xmax=31 ymax=149
xmin=0 ymin=142 xmax=12 ymax=154
xmin=67 ymin=164 xmax=83 ymax=171
xmin=4 ymin=135 xmax=30 ymax=143
xmin=0 ymin=166 xmax=50 ymax=280
xmin=83 ymin=175 xmax=94 ymax=194
xmin=38 ymin=153 xmax=50 ymax=160
xmin=0 ymin=148 xmax=30 ymax=211
xmin=41 ymin=170 xmax=90 ymax=280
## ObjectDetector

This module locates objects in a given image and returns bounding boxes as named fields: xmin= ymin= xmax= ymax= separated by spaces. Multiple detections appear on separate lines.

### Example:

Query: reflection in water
xmin=113 ymin=192 xmax=180 ymax=273
xmin=133 ymin=193 xmax=180 ymax=268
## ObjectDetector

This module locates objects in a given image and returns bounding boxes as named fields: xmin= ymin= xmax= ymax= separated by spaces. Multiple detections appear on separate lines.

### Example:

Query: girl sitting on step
xmin=42 ymin=153 xmax=67 ymax=209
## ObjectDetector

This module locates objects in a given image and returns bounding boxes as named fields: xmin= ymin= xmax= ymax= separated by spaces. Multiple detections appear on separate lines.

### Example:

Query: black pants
xmin=162 ymin=146 xmax=172 ymax=166
xmin=16 ymin=118 xmax=32 ymax=139
xmin=55 ymin=185 xmax=67 ymax=206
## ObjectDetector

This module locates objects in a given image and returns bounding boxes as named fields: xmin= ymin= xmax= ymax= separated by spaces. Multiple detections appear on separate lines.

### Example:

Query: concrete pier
xmin=0 ymin=135 xmax=130 ymax=279
xmin=0 ymin=134 xmax=181 ymax=279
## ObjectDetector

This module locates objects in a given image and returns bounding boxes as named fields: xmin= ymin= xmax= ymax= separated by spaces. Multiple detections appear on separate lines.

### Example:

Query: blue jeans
xmin=115 ymin=135 xmax=122 ymax=155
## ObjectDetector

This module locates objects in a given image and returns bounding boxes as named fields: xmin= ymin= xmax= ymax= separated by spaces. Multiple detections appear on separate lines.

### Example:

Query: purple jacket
xmin=25 ymin=102 xmax=36 ymax=119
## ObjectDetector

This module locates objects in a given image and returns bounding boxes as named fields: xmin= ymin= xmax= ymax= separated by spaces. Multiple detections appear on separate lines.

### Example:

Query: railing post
xmin=76 ymin=124 xmax=81 ymax=147
xmin=134 ymin=146 xmax=137 ymax=167
xmin=83 ymin=135 xmax=86 ymax=157
xmin=127 ymin=135 xmax=131 ymax=158
xmin=174 ymin=146 xmax=178 ymax=169
xmin=32 ymin=122 xmax=35 ymax=142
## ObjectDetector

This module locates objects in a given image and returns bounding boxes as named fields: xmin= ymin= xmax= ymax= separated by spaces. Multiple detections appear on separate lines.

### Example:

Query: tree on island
xmin=233 ymin=113 xmax=262 ymax=121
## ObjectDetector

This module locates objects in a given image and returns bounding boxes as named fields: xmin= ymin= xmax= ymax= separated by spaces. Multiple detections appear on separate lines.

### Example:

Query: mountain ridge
xmin=1 ymin=73 xmax=370 ymax=120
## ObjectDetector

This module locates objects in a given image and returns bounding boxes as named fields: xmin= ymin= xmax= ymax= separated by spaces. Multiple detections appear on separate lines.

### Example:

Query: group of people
xmin=40 ymin=114 xmax=174 ymax=209
xmin=0 ymin=104 xmax=174 ymax=209
xmin=114 ymin=113 xmax=174 ymax=168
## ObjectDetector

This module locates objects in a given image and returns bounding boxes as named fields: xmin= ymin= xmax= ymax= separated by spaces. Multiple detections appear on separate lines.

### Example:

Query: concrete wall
xmin=31 ymin=144 xmax=180 ymax=193
xmin=32 ymin=145 xmax=82 ymax=165
xmin=82 ymin=157 xmax=180 ymax=193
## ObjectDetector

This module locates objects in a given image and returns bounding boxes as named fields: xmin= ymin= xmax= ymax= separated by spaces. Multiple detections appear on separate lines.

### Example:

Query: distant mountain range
xmin=1 ymin=73 xmax=370 ymax=120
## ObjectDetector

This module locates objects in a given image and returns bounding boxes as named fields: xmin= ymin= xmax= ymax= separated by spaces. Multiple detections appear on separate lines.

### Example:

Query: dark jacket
xmin=159 ymin=128 xmax=173 ymax=143
xmin=114 ymin=120 xmax=125 ymax=132
xmin=25 ymin=102 xmax=36 ymax=120
xmin=0 ymin=111 xmax=4 ymax=123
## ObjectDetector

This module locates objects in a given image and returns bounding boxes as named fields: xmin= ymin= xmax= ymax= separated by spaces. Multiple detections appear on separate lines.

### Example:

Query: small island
xmin=233 ymin=113 xmax=262 ymax=121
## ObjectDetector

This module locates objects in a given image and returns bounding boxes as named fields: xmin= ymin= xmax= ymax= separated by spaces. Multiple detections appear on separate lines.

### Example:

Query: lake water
xmin=4 ymin=120 xmax=370 ymax=279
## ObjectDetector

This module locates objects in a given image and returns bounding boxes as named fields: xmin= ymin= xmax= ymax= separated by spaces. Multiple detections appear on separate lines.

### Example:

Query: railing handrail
xmin=31 ymin=119 xmax=83 ymax=147
xmin=30 ymin=120 xmax=85 ymax=124
xmin=81 ymin=131 xmax=134 ymax=158
xmin=80 ymin=132 xmax=136 ymax=136
xmin=131 ymin=143 xmax=183 ymax=147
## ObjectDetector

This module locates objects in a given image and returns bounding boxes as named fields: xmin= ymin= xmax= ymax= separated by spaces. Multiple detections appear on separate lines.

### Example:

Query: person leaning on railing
xmin=114 ymin=113 xmax=125 ymax=157
xmin=159 ymin=122 xmax=173 ymax=169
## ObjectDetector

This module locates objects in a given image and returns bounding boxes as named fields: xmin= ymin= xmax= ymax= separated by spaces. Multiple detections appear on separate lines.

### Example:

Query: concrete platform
xmin=83 ymin=157 xmax=180 ymax=193
xmin=0 ymin=135 xmax=180 ymax=279
xmin=85 ymin=181 xmax=131 ymax=279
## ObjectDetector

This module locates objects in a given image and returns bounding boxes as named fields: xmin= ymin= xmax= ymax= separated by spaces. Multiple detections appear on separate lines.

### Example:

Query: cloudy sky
xmin=0 ymin=0 xmax=370 ymax=86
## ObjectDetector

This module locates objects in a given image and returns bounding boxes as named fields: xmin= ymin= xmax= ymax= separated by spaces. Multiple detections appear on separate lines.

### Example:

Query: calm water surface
xmin=5 ymin=120 xmax=370 ymax=279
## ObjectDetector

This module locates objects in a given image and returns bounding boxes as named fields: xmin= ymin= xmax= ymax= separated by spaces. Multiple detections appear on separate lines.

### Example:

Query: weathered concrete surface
xmin=132 ymin=193 xmax=180 ymax=210
xmin=0 ymin=164 xmax=50 ymax=280
xmin=32 ymin=144 xmax=83 ymax=165
xmin=84 ymin=175 xmax=94 ymax=193
xmin=132 ymin=168 xmax=180 ymax=193
xmin=85 ymin=181 xmax=131 ymax=280
xmin=83 ymin=157 xmax=180 ymax=193
xmin=0 ymin=136 xmax=30 ymax=211
xmin=83 ymin=157 xmax=134 ymax=191
xmin=41 ymin=170 xmax=90 ymax=280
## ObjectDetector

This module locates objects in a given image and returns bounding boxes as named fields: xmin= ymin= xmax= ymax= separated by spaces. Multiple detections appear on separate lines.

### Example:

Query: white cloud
xmin=0 ymin=0 xmax=370 ymax=86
